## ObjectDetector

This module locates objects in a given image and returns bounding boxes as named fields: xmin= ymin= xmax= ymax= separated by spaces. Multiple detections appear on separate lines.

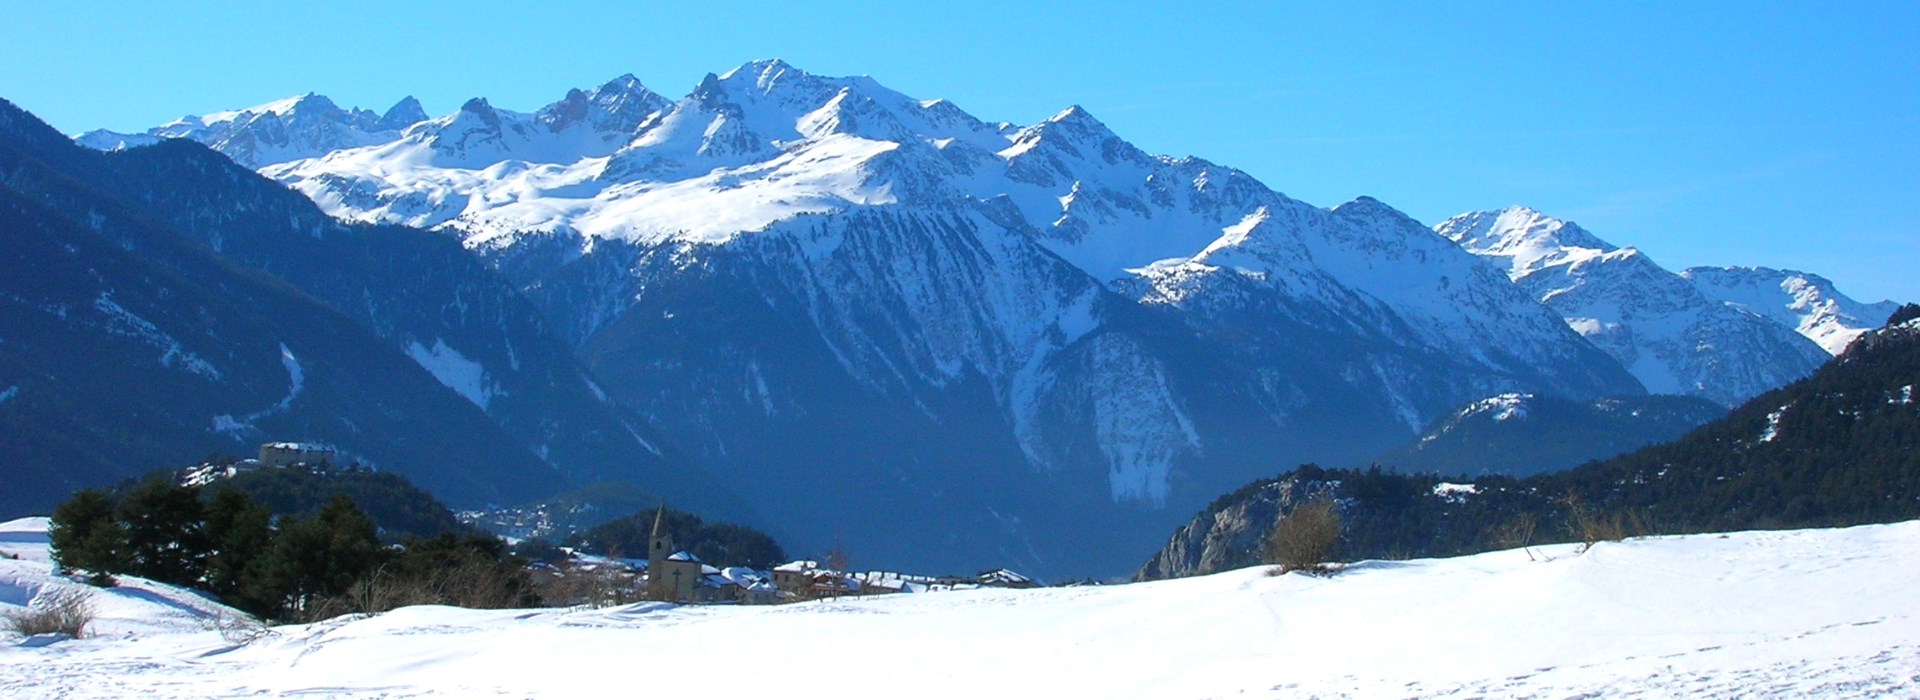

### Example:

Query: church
xmin=645 ymin=505 xmax=708 ymax=602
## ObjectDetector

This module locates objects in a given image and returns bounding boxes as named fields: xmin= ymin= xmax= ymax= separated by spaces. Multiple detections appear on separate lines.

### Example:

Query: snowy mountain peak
xmin=1000 ymin=103 xmax=1151 ymax=176
xmin=80 ymin=92 xmax=423 ymax=168
xmin=720 ymin=58 xmax=815 ymax=92
xmin=528 ymin=76 xmax=665 ymax=137
xmin=704 ymin=59 xmax=856 ymax=108
xmin=587 ymin=74 xmax=665 ymax=111
xmin=457 ymin=97 xmax=498 ymax=119
xmin=1684 ymin=265 xmax=1902 ymax=355
xmin=596 ymin=73 xmax=646 ymax=94
xmin=1437 ymin=207 xmax=1617 ymax=280
xmin=379 ymin=96 xmax=428 ymax=131
xmin=1035 ymin=104 xmax=1120 ymax=143
xmin=1048 ymin=104 xmax=1100 ymax=126
xmin=1330 ymin=195 xmax=1405 ymax=220
xmin=422 ymin=98 xmax=509 ymax=156
xmin=207 ymin=93 xmax=326 ymax=122
xmin=72 ymin=128 xmax=161 ymax=152
xmin=744 ymin=57 xmax=800 ymax=82
xmin=1438 ymin=206 xmax=1828 ymax=406
xmin=282 ymin=92 xmax=339 ymax=114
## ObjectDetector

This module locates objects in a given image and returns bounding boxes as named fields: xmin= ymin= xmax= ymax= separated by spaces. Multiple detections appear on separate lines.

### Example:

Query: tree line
xmin=49 ymin=477 xmax=534 ymax=622
xmin=1171 ymin=305 xmax=1920 ymax=575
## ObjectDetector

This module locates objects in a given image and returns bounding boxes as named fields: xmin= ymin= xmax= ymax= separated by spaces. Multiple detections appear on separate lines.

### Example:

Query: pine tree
xmin=202 ymin=488 xmax=274 ymax=609
xmin=48 ymin=488 xmax=122 ymax=583
xmin=115 ymin=479 xmax=210 ymax=585
xmin=259 ymin=494 xmax=381 ymax=619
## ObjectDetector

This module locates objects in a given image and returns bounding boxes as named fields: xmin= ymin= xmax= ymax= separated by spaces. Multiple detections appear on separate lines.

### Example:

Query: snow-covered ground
xmin=2 ymin=516 xmax=1916 ymax=698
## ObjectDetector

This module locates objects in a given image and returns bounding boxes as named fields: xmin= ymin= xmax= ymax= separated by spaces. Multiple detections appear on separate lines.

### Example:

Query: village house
xmin=768 ymin=560 xmax=1039 ymax=599
xmin=637 ymin=512 xmax=1039 ymax=605
xmin=976 ymin=568 xmax=1036 ymax=589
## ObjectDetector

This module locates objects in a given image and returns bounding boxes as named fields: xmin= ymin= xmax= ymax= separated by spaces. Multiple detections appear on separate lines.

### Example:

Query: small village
xmin=200 ymin=442 xmax=1039 ymax=607
xmin=539 ymin=506 xmax=1037 ymax=606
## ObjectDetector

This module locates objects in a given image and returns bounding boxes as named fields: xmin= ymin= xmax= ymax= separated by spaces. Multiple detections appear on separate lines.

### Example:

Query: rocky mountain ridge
xmin=1438 ymin=207 xmax=1842 ymax=406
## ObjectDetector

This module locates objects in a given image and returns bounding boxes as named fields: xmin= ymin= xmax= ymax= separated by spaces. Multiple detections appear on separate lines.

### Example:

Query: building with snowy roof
xmin=977 ymin=568 xmax=1036 ymax=589
xmin=646 ymin=505 xmax=710 ymax=603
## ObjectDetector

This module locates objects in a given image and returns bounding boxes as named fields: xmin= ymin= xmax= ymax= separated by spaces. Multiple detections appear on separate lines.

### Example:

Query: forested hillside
xmin=1141 ymin=306 xmax=1920 ymax=579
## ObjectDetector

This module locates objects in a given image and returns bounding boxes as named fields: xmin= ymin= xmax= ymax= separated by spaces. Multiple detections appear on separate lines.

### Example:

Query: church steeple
xmin=649 ymin=502 xmax=671 ymax=556
xmin=647 ymin=502 xmax=673 ymax=600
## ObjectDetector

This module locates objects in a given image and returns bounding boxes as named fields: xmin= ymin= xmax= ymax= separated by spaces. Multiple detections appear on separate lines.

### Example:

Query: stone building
xmin=645 ymin=506 xmax=706 ymax=602
xmin=258 ymin=442 xmax=336 ymax=469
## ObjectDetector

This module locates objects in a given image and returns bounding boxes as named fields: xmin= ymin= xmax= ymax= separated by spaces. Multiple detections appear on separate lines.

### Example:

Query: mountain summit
xmin=1439 ymin=207 xmax=1831 ymax=406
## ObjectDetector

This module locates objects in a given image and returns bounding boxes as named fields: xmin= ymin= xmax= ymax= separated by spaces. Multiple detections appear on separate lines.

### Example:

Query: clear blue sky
xmin=5 ymin=1 xmax=1915 ymax=303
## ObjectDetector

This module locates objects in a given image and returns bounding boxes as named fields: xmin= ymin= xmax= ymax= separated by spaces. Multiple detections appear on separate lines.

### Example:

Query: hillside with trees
xmin=564 ymin=507 xmax=786 ymax=569
xmin=194 ymin=462 xmax=470 ymax=539
xmin=49 ymin=480 xmax=532 ymax=621
xmin=1369 ymin=393 xmax=1724 ymax=478
xmin=1141 ymin=305 xmax=1920 ymax=580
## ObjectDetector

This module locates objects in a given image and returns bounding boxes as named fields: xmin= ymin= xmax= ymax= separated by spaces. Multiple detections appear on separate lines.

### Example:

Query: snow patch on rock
xmin=211 ymin=343 xmax=304 ymax=437
xmin=405 ymin=338 xmax=499 ymax=411
xmin=92 ymin=293 xmax=220 ymax=381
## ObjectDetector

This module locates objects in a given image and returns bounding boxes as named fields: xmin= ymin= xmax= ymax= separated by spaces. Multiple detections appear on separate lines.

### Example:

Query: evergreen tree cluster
xmin=48 ymin=479 xmax=533 ymax=622
xmin=204 ymin=461 xmax=470 ymax=539
xmin=565 ymin=507 xmax=787 ymax=569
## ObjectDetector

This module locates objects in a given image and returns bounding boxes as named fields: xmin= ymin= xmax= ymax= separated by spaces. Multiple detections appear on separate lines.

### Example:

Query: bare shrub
xmin=1493 ymin=513 xmax=1541 ymax=561
xmin=540 ymin=566 xmax=640 ymax=609
xmin=317 ymin=559 xmax=536 ymax=619
xmin=1563 ymin=492 xmax=1646 ymax=553
xmin=201 ymin=610 xmax=272 ymax=645
xmin=824 ymin=547 xmax=851 ymax=575
xmin=1263 ymin=496 xmax=1342 ymax=575
xmin=3 ymin=587 xmax=95 ymax=638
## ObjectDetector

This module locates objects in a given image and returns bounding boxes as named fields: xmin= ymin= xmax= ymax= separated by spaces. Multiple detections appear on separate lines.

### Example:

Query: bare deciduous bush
xmin=1563 ymin=492 xmax=1647 ymax=553
xmin=539 ymin=566 xmax=641 ymax=609
xmin=1493 ymin=513 xmax=1541 ymax=561
xmin=306 ymin=558 xmax=539 ymax=621
xmin=3 ymin=587 xmax=95 ymax=638
xmin=1263 ymin=496 xmax=1342 ymax=575
xmin=201 ymin=609 xmax=272 ymax=645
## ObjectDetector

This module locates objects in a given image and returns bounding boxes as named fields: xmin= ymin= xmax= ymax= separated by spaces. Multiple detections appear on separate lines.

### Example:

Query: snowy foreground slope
xmin=3 ymin=518 xmax=1916 ymax=698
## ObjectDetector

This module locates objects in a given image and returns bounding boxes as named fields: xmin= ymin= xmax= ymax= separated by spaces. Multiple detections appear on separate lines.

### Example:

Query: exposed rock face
xmin=1135 ymin=475 xmax=1336 ymax=581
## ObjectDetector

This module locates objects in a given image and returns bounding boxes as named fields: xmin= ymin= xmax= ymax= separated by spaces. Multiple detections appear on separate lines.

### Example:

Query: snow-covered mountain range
xmin=77 ymin=92 xmax=426 ymax=169
xmin=1683 ymin=265 xmax=1901 ymax=356
xmin=64 ymin=60 xmax=1898 ymax=575
xmin=1435 ymin=207 xmax=1883 ymax=406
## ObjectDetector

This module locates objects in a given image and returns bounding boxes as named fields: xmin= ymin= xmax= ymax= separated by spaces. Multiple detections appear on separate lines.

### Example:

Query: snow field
xmin=2 ymin=517 xmax=1917 ymax=697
